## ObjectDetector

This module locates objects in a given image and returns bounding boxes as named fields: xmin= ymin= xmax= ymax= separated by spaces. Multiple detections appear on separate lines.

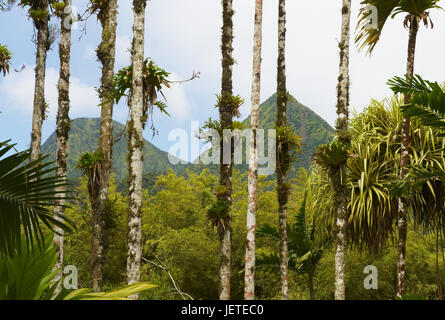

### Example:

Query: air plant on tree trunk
xmin=85 ymin=0 xmax=118 ymax=292
xmin=0 ymin=44 xmax=12 ymax=76
xmin=19 ymin=0 xmax=54 ymax=162
xmin=244 ymin=0 xmax=263 ymax=300
xmin=51 ymin=0 xmax=73 ymax=294
xmin=108 ymin=53 xmax=170 ymax=297
xmin=314 ymin=0 xmax=352 ymax=300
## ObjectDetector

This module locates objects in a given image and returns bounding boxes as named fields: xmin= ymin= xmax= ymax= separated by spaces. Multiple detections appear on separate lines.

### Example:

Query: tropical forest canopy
xmin=1 ymin=0 xmax=445 ymax=302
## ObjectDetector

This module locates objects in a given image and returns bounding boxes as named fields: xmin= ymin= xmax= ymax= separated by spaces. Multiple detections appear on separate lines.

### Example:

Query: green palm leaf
xmin=61 ymin=282 xmax=157 ymax=300
xmin=356 ymin=0 xmax=442 ymax=54
xmin=388 ymin=75 xmax=445 ymax=133
xmin=356 ymin=0 xmax=400 ymax=54
xmin=0 ymin=140 xmax=74 ymax=256
xmin=256 ymin=252 xmax=280 ymax=274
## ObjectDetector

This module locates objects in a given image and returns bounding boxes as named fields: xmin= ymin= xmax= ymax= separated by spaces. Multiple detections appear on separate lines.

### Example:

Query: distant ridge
xmin=41 ymin=117 xmax=183 ymax=180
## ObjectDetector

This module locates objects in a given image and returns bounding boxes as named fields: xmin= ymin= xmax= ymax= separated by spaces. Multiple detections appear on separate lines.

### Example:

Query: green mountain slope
xmin=242 ymin=93 xmax=334 ymax=171
xmin=41 ymin=94 xmax=334 ymax=182
xmin=41 ymin=118 xmax=182 ymax=180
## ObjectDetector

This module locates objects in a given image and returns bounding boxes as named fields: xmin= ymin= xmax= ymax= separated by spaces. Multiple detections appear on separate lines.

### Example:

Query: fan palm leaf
xmin=0 ymin=140 xmax=74 ymax=256
xmin=257 ymin=191 xmax=327 ymax=278
xmin=388 ymin=75 xmax=445 ymax=133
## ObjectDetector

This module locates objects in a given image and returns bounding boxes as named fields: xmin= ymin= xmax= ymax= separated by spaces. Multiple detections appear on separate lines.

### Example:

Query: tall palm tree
xmin=275 ymin=0 xmax=290 ymax=300
xmin=218 ymin=0 xmax=235 ymax=300
xmin=87 ymin=0 xmax=118 ymax=292
xmin=244 ymin=0 xmax=263 ymax=300
xmin=52 ymin=0 xmax=73 ymax=290
xmin=106 ymin=57 xmax=171 ymax=297
xmin=313 ymin=94 xmax=445 ymax=298
xmin=19 ymin=0 xmax=51 ymax=162
xmin=356 ymin=0 xmax=442 ymax=297
xmin=126 ymin=0 xmax=147 ymax=299
xmin=332 ymin=0 xmax=352 ymax=300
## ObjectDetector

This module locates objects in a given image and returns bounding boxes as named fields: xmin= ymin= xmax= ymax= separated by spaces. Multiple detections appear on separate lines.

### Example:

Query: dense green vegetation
xmin=62 ymin=162 xmax=444 ymax=300
xmin=2 ymin=0 xmax=445 ymax=302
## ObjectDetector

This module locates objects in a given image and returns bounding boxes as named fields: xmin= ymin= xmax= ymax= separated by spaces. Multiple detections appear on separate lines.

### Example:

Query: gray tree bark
xmin=29 ymin=0 xmax=50 ymax=162
xmin=333 ymin=0 xmax=351 ymax=301
xmin=276 ymin=0 xmax=289 ymax=300
xmin=90 ymin=0 xmax=118 ymax=292
xmin=126 ymin=0 xmax=147 ymax=300
xmin=53 ymin=0 xmax=73 ymax=294
xmin=397 ymin=18 xmax=418 ymax=299
xmin=244 ymin=0 xmax=263 ymax=300
xmin=219 ymin=0 xmax=234 ymax=301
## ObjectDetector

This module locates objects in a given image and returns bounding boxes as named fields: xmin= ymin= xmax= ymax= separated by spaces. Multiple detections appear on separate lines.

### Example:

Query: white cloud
xmin=0 ymin=65 xmax=100 ymax=121
xmin=142 ymin=0 xmax=445 ymax=127
xmin=115 ymin=35 xmax=131 ymax=68
xmin=162 ymin=73 xmax=190 ymax=120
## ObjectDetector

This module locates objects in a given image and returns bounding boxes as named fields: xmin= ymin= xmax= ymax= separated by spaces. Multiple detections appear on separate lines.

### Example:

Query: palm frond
xmin=356 ymin=0 xmax=442 ymax=54
xmin=256 ymin=252 xmax=280 ymax=274
xmin=388 ymin=75 xmax=445 ymax=133
xmin=257 ymin=223 xmax=280 ymax=241
xmin=0 ymin=43 xmax=12 ymax=76
xmin=0 ymin=233 xmax=156 ymax=300
xmin=0 ymin=140 xmax=74 ymax=256
xmin=355 ymin=0 xmax=400 ymax=54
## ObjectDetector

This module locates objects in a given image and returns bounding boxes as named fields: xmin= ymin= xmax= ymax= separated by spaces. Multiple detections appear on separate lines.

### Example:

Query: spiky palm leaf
xmin=257 ymin=191 xmax=327 ymax=278
xmin=0 ymin=44 xmax=12 ymax=76
xmin=0 ymin=140 xmax=74 ymax=256
xmin=312 ymin=96 xmax=443 ymax=251
xmin=110 ymin=58 xmax=170 ymax=117
xmin=0 ymin=234 xmax=58 ymax=299
xmin=388 ymin=75 xmax=445 ymax=133
xmin=356 ymin=0 xmax=442 ymax=54
xmin=388 ymin=74 xmax=445 ymax=231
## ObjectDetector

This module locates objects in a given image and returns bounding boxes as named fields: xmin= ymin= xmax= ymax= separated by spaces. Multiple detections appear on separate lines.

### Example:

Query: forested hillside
xmin=41 ymin=118 xmax=184 ymax=179
xmin=41 ymin=94 xmax=334 ymax=182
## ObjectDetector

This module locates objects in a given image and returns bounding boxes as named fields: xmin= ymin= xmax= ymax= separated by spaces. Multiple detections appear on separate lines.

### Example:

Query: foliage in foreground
xmin=0 ymin=233 xmax=156 ymax=300
xmin=0 ymin=140 xmax=74 ymax=257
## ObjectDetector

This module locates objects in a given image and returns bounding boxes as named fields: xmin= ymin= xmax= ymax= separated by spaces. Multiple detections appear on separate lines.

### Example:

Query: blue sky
xmin=1 ymin=0 xmax=445 ymax=161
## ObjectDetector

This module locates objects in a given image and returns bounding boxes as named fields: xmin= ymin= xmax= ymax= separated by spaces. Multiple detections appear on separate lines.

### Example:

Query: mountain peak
xmin=41 ymin=94 xmax=334 ymax=180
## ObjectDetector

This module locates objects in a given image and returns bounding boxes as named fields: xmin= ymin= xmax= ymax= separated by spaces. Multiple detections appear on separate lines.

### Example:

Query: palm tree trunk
xmin=396 ymin=19 xmax=418 ymax=299
xmin=333 ymin=0 xmax=351 ymax=301
xmin=126 ymin=0 xmax=146 ymax=299
xmin=436 ymin=228 xmax=443 ymax=299
xmin=276 ymin=0 xmax=289 ymax=300
xmin=53 ymin=0 xmax=73 ymax=293
xmin=309 ymin=273 xmax=315 ymax=300
xmin=29 ymin=1 xmax=49 ymax=162
xmin=244 ymin=0 xmax=263 ymax=301
xmin=219 ymin=0 xmax=234 ymax=301
xmin=90 ymin=0 xmax=118 ymax=292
